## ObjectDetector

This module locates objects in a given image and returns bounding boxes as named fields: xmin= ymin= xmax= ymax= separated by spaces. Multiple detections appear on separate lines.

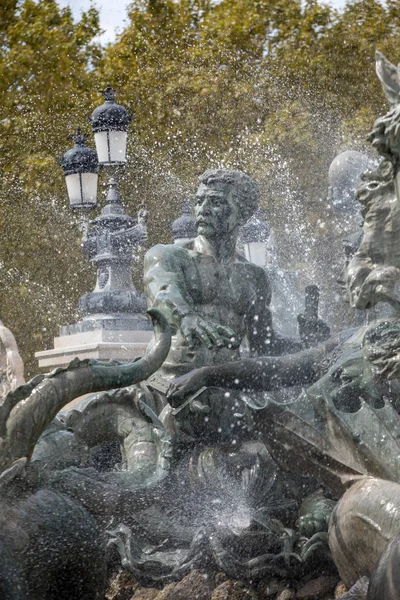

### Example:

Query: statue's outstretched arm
xmin=167 ymin=335 xmax=340 ymax=405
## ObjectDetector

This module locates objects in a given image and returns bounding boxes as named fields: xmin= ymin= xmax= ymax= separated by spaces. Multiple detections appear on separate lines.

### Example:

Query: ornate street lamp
xmin=88 ymin=84 xmax=131 ymax=165
xmin=36 ymin=83 xmax=152 ymax=370
xmin=59 ymin=128 xmax=99 ymax=209
xmin=58 ymin=85 xmax=150 ymax=335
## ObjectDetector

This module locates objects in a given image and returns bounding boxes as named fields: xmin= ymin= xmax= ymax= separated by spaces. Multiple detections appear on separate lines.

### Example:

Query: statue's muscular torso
xmin=144 ymin=240 xmax=273 ymax=375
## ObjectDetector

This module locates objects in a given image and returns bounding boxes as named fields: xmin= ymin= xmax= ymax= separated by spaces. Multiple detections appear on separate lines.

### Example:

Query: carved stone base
xmin=35 ymin=327 xmax=153 ymax=370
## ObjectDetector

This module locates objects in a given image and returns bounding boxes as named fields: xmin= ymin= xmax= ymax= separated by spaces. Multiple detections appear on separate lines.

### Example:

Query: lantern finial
xmin=101 ymin=83 xmax=117 ymax=103
xmin=70 ymin=127 xmax=88 ymax=146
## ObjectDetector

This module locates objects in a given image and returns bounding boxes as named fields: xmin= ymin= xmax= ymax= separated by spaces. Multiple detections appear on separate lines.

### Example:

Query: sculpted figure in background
xmin=74 ymin=167 xmax=331 ymax=474
xmin=0 ymin=319 xmax=25 ymax=401
xmin=322 ymin=52 xmax=400 ymax=599
xmin=346 ymin=52 xmax=400 ymax=312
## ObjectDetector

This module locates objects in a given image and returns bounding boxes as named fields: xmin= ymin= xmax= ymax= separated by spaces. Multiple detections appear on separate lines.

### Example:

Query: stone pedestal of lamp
xmin=35 ymin=314 xmax=153 ymax=370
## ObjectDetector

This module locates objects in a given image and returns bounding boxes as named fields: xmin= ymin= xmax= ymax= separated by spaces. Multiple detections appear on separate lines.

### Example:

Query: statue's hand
xmin=180 ymin=314 xmax=239 ymax=350
xmin=167 ymin=368 xmax=208 ymax=407
xmin=297 ymin=314 xmax=331 ymax=348
xmin=299 ymin=532 xmax=330 ymax=564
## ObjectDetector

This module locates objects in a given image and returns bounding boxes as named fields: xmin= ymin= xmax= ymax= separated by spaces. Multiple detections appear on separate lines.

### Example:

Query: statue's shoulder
xmin=144 ymin=242 xmax=192 ymax=267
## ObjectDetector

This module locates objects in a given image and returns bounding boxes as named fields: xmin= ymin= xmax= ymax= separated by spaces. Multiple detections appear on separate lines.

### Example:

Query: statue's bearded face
xmin=195 ymin=182 xmax=241 ymax=238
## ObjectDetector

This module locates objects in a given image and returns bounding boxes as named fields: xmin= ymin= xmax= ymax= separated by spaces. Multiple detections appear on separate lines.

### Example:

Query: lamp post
xmin=58 ymin=85 xmax=150 ymax=338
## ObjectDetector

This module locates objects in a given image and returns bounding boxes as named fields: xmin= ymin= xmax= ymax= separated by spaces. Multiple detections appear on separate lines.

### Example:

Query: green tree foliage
xmin=100 ymin=0 xmax=400 ymax=238
xmin=1 ymin=0 xmax=400 ymax=374
xmin=0 ymin=0 xmax=102 ymax=375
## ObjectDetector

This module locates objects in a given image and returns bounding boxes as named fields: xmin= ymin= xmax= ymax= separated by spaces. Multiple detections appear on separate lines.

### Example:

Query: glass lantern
xmin=59 ymin=129 xmax=99 ymax=209
xmin=89 ymin=84 xmax=131 ymax=166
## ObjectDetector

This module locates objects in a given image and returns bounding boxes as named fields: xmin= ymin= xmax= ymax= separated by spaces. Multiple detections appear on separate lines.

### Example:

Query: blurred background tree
xmin=1 ymin=0 xmax=399 ymax=375
xmin=0 ymin=0 xmax=103 ymax=375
